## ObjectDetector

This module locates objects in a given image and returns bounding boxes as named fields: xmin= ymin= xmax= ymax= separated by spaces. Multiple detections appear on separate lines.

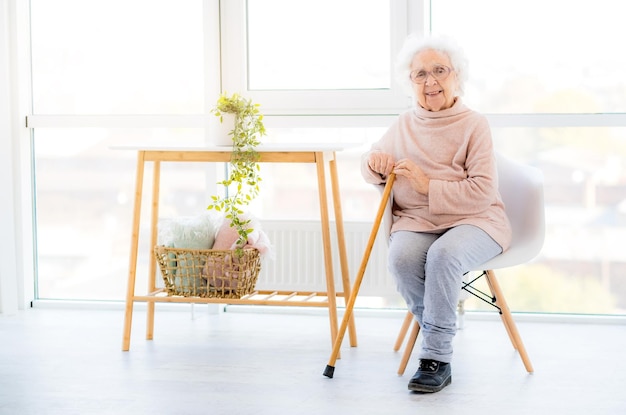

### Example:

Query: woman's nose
xmin=424 ymin=73 xmax=438 ymax=85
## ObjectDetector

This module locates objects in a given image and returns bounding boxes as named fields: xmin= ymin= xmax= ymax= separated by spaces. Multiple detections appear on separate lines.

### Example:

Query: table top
xmin=111 ymin=143 xmax=358 ymax=152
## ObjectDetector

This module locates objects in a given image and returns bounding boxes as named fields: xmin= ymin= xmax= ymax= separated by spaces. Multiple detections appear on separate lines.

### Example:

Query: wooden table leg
xmin=122 ymin=151 xmax=146 ymax=351
xmin=146 ymin=161 xmax=161 ymax=340
xmin=315 ymin=152 xmax=339 ymax=353
xmin=329 ymin=156 xmax=357 ymax=347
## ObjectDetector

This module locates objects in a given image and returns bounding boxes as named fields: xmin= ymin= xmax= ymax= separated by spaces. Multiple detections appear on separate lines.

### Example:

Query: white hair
xmin=395 ymin=34 xmax=469 ymax=98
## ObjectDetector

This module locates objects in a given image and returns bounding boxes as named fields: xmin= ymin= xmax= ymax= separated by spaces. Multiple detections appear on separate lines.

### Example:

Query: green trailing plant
xmin=207 ymin=92 xmax=266 ymax=255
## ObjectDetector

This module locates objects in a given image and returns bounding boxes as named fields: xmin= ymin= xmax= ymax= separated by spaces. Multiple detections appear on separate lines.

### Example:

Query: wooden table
xmin=118 ymin=144 xmax=357 ymax=351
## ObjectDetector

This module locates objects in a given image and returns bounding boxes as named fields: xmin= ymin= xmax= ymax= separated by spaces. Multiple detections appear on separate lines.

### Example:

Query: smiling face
xmin=410 ymin=48 xmax=459 ymax=112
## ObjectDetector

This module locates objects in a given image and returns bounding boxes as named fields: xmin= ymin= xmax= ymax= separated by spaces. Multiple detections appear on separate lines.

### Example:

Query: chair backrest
xmin=378 ymin=153 xmax=545 ymax=270
xmin=481 ymin=153 xmax=544 ymax=270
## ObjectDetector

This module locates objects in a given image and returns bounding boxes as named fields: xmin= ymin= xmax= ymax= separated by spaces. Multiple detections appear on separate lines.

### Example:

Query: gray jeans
xmin=388 ymin=225 xmax=502 ymax=363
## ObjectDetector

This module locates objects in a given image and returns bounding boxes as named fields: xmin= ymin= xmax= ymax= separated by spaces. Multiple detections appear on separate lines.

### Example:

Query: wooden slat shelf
xmin=133 ymin=289 xmax=346 ymax=307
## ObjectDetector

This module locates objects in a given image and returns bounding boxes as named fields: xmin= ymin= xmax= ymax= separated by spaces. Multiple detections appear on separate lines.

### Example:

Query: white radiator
xmin=256 ymin=220 xmax=397 ymax=296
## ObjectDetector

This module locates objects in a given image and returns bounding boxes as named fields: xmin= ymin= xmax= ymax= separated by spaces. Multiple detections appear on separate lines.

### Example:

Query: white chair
xmin=388 ymin=153 xmax=545 ymax=375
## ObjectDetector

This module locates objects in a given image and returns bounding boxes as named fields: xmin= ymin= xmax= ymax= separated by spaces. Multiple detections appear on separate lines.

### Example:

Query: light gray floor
xmin=1 ymin=305 xmax=625 ymax=415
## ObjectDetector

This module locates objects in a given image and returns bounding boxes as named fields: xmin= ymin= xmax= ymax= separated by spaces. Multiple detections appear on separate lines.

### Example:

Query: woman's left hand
xmin=393 ymin=158 xmax=430 ymax=195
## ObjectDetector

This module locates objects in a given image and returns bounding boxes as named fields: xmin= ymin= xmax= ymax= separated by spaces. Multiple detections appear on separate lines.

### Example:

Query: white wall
xmin=0 ymin=0 xmax=34 ymax=315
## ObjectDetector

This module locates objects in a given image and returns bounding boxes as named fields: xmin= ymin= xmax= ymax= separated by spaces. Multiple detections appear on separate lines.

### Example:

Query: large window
xmin=221 ymin=0 xmax=408 ymax=115
xmin=28 ymin=0 xmax=404 ymax=301
xmin=32 ymin=128 xmax=210 ymax=300
xmin=30 ymin=0 xmax=205 ymax=115
xmin=25 ymin=0 xmax=626 ymax=315
xmin=430 ymin=0 xmax=626 ymax=114
xmin=427 ymin=0 xmax=626 ymax=315
xmin=29 ymin=0 xmax=210 ymax=300
xmin=246 ymin=0 xmax=390 ymax=91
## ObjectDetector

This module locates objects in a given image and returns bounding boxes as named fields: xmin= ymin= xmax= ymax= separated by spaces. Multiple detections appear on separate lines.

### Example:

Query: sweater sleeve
xmin=428 ymin=117 xmax=498 ymax=216
xmin=360 ymin=119 xmax=401 ymax=185
xmin=360 ymin=150 xmax=386 ymax=185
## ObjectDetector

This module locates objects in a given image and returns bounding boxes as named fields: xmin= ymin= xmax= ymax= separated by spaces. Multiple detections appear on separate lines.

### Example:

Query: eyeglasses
xmin=409 ymin=65 xmax=452 ymax=84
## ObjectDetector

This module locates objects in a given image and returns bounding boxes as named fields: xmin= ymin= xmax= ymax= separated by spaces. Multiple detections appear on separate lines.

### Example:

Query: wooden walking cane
xmin=324 ymin=173 xmax=395 ymax=378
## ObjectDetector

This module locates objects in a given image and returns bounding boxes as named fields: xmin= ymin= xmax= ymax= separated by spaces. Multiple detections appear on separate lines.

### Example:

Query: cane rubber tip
xmin=323 ymin=365 xmax=335 ymax=378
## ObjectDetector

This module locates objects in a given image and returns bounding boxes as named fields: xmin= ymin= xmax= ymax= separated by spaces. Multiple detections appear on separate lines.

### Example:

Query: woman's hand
xmin=393 ymin=158 xmax=430 ymax=195
xmin=367 ymin=152 xmax=395 ymax=177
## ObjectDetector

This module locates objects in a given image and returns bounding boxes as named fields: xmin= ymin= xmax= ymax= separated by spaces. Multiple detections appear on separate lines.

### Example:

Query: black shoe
xmin=408 ymin=359 xmax=452 ymax=393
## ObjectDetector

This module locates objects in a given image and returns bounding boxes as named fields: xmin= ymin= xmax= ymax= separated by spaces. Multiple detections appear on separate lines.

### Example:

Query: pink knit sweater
xmin=361 ymin=99 xmax=512 ymax=251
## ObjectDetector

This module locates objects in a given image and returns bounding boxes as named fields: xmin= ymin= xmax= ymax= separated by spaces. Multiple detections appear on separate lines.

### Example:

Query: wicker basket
xmin=154 ymin=245 xmax=261 ymax=298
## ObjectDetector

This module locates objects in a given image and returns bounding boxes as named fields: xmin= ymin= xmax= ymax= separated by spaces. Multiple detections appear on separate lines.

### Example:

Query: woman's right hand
xmin=367 ymin=152 xmax=395 ymax=177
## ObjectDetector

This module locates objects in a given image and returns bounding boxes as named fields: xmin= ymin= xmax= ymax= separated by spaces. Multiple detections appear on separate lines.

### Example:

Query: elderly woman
xmin=361 ymin=35 xmax=511 ymax=393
